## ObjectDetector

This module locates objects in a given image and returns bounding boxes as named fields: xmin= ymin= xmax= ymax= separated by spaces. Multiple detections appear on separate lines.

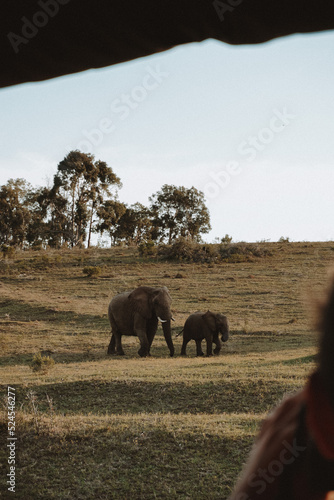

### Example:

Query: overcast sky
xmin=1 ymin=31 xmax=334 ymax=243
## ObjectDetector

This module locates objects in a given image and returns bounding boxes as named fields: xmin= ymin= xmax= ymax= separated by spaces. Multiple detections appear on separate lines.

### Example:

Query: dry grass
xmin=0 ymin=242 xmax=333 ymax=499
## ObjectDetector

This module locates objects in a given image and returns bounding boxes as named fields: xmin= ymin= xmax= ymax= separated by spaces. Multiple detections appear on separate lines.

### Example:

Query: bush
xmin=192 ymin=244 xmax=220 ymax=263
xmin=221 ymin=234 xmax=233 ymax=245
xmin=30 ymin=353 xmax=55 ymax=373
xmin=158 ymin=238 xmax=219 ymax=263
xmin=1 ymin=245 xmax=15 ymax=259
xmin=31 ymin=254 xmax=51 ymax=269
xmin=158 ymin=239 xmax=196 ymax=261
xmin=31 ymin=240 xmax=44 ymax=251
xmin=83 ymin=266 xmax=102 ymax=278
xmin=219 ymin=242 xmax=273 ymax=262
xmin=138 ymin=240 xmax=157 ymax=257
xmin=157 ymin=239 xmax=273 ymax=263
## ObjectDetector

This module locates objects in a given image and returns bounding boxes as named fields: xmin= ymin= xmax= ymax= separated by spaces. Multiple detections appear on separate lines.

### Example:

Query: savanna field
xmin=1 ymin=241 xmax=334 ymax=499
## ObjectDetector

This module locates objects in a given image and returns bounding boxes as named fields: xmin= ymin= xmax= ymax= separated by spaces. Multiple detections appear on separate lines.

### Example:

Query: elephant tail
xmin=175 ymin=328 xmax=184 ymax=338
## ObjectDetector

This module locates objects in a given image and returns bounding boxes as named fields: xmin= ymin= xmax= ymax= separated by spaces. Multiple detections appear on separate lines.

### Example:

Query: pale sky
xmin=1 ymin=31 xmax=334 ymax=243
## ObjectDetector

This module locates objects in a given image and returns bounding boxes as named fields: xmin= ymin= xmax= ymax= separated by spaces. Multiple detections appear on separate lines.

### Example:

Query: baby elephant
xmin=180 ymin=311 xmax=229 ymax=356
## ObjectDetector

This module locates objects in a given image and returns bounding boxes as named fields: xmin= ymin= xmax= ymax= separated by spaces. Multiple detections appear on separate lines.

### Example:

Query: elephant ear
xmin=218 ymin=314 xmax=229 ymax=329
xmin=128 ymin=287 xmax=152 ymax=319
xmin=202 ymin=311 xmax=217 ymax=332
xmin=161 ymin=286 xmax=171 ymax=300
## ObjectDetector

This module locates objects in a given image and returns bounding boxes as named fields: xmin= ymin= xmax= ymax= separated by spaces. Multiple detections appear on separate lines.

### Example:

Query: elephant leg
xmin=134 ymin=315 xmax=150 ymax=357
xmin=107 ymin=333 xmax=116 ymax=355
xmin=195 ymin=339 xmax=204 ymax=357
xmin=108 ymin=315 xmax=123 ymax=355
xmin=213 ymin=334 xmax=221 ymax=355
xmin=114 ymin=332 xmax=125 ymax=356
xmin=162 ymin=320 xmax=174 ymax=357
xmin=146 ymin=318 xmax=158 ymax=355
xmin=146 ymin=331 xmax=154 ymax=356
xmin=138 ymin=344 xmax=149 ymax=357
xmin=147 ymin=331 xmax=155 ymax=349
xmin=135 ymin=329 xmax=150 ymax=357
xmin=181 ymin=338 xmax=189 ymax=356
xmin=205 ymin=335 xmax=213 ymax=356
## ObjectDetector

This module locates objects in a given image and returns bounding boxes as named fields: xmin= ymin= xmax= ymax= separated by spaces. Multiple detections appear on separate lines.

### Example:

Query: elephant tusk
xmin=171 ymin=317 xmax=175 ymax=322
xmin=158 ymin=317 xmax=168 ymax=323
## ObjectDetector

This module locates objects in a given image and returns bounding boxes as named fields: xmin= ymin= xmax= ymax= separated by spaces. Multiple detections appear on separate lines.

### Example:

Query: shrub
xmin=138 ymin=240 xmax=157 ymax=257
xmin=158 ymin=239 xmax=195 ymax=261
xmin=221 ymin=234 xmax=233 ymax=244
xmin=1 ymin=245 xmax=15 ymax=259
xmin=83 ymin=266 xmax=102 ymax=278
xmin=31 ymin=254 xmax=51 ymax=269
xmin=156 ymin=239 xmax=272 ymax=263
xmin=158 ymin=238 xmax=219 ymax=263
xmin=219 ymin=242 xmax=272 ymax=262
xmin=278 ymin=236 xmax=290 ymax=243
xmin=31 ymin=240 xmax=44 ymax=251
xmin=30 ymin=353 xmax=55 ymax=373
xmin=192 ymin=244 xmax=220 ymax=263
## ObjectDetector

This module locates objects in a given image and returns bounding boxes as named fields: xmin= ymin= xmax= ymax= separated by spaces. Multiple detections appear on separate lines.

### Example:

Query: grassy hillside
xmin=1 ymin=242 xmax=333 ymax=499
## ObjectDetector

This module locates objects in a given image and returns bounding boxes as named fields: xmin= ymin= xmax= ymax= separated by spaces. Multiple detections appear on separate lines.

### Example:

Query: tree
xmin=24 ymin=186 xmax=50 ymax=248
xmin=53 ymin=150 xmax=121 ymax=247
xmin=0 ymin=179 xmax=32 ymax=248
xmin=149 ymin=185 xmax=211 ymax=244
xmin=29 ymin=185 xmax=69 ymax=248
xmin=95 ymin=200 xmax=127 ymax=245
xmin=114 ymin=203 xmax=155 ymax=245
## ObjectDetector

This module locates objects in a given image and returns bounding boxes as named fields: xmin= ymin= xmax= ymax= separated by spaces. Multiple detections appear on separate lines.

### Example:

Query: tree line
xmin=0 ymin=151 xmax=211 ymax=249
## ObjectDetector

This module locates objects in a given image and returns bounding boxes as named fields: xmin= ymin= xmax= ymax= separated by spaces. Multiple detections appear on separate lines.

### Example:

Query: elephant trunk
xmin=161 ymin=320 xmax=174 ymax=357
xmin=221 ymin=324 xmax=230 ymax=343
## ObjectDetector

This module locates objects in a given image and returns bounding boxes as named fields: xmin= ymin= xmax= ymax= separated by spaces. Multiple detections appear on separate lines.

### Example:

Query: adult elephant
xmin=180 ymin=310 xmax=229 ymax=357
xmin=107 ymin=286 xmax=174 ymax=357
